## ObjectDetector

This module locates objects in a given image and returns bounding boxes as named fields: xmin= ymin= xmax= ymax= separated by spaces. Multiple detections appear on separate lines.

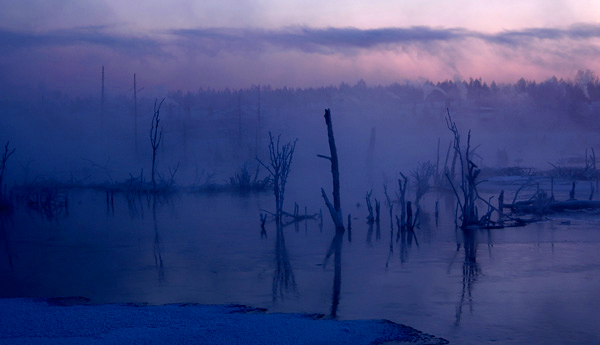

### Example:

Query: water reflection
xmin=318 ymin=209 xmax=323 ymax=232
xmin=391 ymin=202 xmax=420 ymax=265
xmin=272 ymin=222 xmax=297 ymax=301
xmin=366 ymin=221 xmax=373 ymax=244
xmin=323 ymin=231 xmax=343 ymax=317
xmin=397 ymin=215 xmax=409 ymax=263
xmin=125 ymin=192 xmax=173 ymax=284
xmin=106 ymin=189 xmax=115 ymax=216
xmin=152 ymin=195 xmax=165 ymax=284
xmin=23 ymin=188 xmax=69 ymax=221
xmin=0 ymin=211 xmax=14 ymax=270
xmin=126 ymin=192 xmax=146 ymax=219
xmin=454 ymin=228 xmax=481 ymax=326
xmin=5 ymin=188 xmax=599 ymax=344
xmin=260 ymin=213 xmax=267 ymax=238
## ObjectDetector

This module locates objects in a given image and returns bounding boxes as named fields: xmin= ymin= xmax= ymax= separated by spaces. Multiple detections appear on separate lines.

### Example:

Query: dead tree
xmin=445 ymin=109 xmax=495 ymax=229
xmin=569 ymin=182 xmax=576 ymax=200
xmin=365 ymin=190 xmax=375 ymax=224
xmin=411 ymin=161 xmax=435 ymax=207
xmin=133 ymin=73 xmax=142 ymax=155
xmin=318 ymin=109 xmax=345 ymax=234
xmin=318 ymin=110 xmax=345 ymax=315
xmin=101 ymin=66 xmax=105 ymax=114
xmin=0 ymin=142 xmax=15 ymax=199
xmin=405 ymin=201 xmax=419 ymax=247
xmin=384 ymin=185 xmax=395 ymax=268
xmin=273 ymin=222 xmax=297 ymax=301
xmin=366 ymin=127 xmax=376 ymax=183
xmin=255 ymin=85 xmax=262 ymax=156
xmin=585 ymin=147 xmax=596 ymax=178
xmin=396 ymin=173 xmax=408 ymax=241
xmin=257 ymin=132 xmax=298 ymax=224
xmin=150 ymin=98 xmax=165 ymax=190
xmin=438 ymin=140 xmax=452 ymax=188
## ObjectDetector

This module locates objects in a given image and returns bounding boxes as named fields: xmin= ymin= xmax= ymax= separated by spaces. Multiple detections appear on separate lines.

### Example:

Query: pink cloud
xmin=0 ymin=25 xmax=599 ymax=94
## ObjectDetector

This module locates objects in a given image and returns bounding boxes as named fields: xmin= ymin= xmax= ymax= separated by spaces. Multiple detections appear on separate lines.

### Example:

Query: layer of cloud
xmin=2 ymin=24 xmax=600 ymax=55
xmin=0 ymin=26 xmax=162 ymax=56
xmin=0 ymin=24 xmax=599 ymax=93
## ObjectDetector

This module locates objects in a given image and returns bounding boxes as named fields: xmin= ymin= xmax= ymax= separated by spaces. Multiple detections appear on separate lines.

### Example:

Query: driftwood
xmin=505 ymin=199 xmax=600 ymax=214
xmin=503 ymin=179 xmax=600 ymax=215
xmin=260 ymin=207 xmax=319 ymax=222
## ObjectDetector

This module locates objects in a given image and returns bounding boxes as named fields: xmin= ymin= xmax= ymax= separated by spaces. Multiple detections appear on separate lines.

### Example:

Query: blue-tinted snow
xmin=0 ymin=298 xmax=448 ymax=344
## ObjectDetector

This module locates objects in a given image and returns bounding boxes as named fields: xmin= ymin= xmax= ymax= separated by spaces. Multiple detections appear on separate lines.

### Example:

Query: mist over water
xmin=1 ymin=188 xmax=599 ymax=345
xmin=0 ymin=75 xmax=599 ymax=344
xmin=0 ymin=75 xmax=598 ymax=189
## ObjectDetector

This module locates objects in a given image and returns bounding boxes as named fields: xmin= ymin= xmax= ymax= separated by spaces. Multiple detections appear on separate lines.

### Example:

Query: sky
xmin=1 ymin=0 xmax=599 ymax=94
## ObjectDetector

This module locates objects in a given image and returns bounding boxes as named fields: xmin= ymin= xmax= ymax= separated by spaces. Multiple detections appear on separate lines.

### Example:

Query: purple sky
xmin=1 ymin=0 xmax=599 ymax=94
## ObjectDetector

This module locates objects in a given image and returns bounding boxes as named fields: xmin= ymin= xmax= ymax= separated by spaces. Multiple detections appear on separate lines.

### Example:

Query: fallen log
xmin=507 ymin=199 xmax=600 ymax=213
xmin=502 ymin=200 xmax=533 ymax=208
xmin=548 ymin=200 xmax=600 ymax=212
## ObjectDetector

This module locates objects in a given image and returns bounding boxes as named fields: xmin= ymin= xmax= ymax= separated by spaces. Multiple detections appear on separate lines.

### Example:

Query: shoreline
xmin=0 ymin=297 xmax=448 ymax=344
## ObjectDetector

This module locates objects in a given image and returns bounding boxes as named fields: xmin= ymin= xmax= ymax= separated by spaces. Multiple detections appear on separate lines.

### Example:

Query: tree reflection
xmin=455 ymin=228 xmax=480 ymax=325
xmin=272 ymin=222 xmax=297 ymax=301
xmin=126 ymin=192 xmax=146 ymax=219
xmin=397 ymin=216 xmax=408 ymax=264
xmin=152 ymin=195 xmax=165 ymax=284
xmin=366 ymin=221 xmax=374 ymax=244
xmin=323 ymin=232 xmax=343 ymax=317
xmin=0 ymin=211 xmax=14 ymax=270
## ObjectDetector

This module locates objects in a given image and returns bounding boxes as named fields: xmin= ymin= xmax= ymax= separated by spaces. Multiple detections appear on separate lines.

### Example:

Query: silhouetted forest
xmin=0 ymin=71 xmax=598 ymax=187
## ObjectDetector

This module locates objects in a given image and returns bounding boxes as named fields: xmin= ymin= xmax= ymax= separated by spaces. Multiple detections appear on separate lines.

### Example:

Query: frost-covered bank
xmin=0 ymin=298 xmax=448 ymax=345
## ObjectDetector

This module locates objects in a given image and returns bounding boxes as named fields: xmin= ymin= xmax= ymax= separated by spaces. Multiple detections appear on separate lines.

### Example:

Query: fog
xmin=0 ymin=73 xmax=598 ymax=199
xmin=2 ymin=3 xmax=600 ymax=343
xmin=2 ymin=72 xmax=600 ymax=344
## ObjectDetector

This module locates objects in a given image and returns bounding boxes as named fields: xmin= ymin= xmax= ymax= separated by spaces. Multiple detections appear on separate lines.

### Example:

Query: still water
xmin=1 ymin=189 xmax=599 ymax=344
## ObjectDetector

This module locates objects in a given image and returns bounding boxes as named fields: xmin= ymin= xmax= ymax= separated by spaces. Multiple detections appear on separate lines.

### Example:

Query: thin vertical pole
xmin=101 ymin=66 xmax=105 ymax=114
xmin=255 ymin=85 xmax=261 ymax=156
xmin=134 ymin=73 xmax=138 ymax=154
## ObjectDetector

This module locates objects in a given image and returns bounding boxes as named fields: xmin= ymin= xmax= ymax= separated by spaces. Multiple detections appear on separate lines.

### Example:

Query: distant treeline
xmin=2 ymin=70 xmax=598 ymax=115
xmin=0 ymin=71 xmax=597 ymax=187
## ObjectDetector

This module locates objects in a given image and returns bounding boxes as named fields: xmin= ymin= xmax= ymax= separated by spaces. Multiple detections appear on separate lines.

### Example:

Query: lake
xmin=1 ymin=188 xmax=599 ymax=344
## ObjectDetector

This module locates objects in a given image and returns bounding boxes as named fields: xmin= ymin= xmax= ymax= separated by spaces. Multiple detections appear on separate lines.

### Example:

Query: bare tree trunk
xmin=366 ymin=127 xmax=376 ymax=185
xmin=150 ymin=99 xmax=165 ymax=191
xmin=257 ymin=132 xmax=297 ymax=224
xmin=319 ymin=109 xmax=345 ymax=234
xmin=133 ymin=73 xmax=138 ymax=155
xmin=0 ymin=142 xmax=15 ymax=200
xmin=255 ymin=85 xmax=261 ymax=157
xmin=101 ymin=66 xmax=105 ymax=115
